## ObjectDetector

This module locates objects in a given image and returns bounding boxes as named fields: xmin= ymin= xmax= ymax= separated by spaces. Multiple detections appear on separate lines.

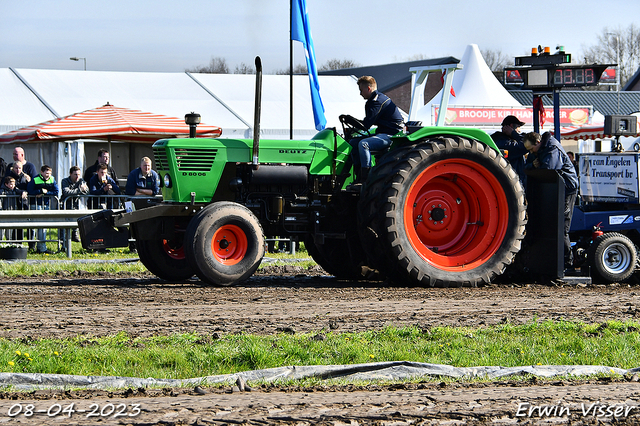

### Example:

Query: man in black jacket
xmin=340 ymin=75 xmax=403 ymax=185
xmin=491 ymin=115 xmax=528 ymax=189
xmin=83 ymin=149 xmax=118 ymax=184
xmin=524 ymin=131 xmax=578 ymax=268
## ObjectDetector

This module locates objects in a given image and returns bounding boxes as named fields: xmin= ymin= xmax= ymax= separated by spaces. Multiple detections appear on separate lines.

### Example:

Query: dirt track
xmin=2 ymin=264 xmax=640 ymax=424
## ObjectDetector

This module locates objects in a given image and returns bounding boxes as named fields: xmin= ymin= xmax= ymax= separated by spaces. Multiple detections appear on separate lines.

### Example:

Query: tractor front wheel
xmin=185 ymin=202 xmax=265 ymax=286
xmin=135 ymin=225 xmax=195 ymax=281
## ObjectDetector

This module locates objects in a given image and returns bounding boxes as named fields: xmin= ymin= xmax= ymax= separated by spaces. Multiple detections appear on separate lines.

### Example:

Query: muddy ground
xmin=2 ymin=264 xmax=640 ymax=424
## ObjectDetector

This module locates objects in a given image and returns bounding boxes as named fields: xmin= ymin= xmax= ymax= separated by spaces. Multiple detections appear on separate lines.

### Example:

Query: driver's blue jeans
xmin=350 ymin=134 xmax=392 ymax=168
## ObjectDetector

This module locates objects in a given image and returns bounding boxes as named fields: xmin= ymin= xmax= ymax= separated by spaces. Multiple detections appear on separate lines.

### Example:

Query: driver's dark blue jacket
xmin=362 ymin=90 xmax=404 ymax=135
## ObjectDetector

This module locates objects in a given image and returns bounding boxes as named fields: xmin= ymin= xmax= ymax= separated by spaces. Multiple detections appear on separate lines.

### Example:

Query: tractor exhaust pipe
xmin=185 ymin=112 xmax=201 ymax=138
xmin=252 ymin=56 xmax=262 ymax=170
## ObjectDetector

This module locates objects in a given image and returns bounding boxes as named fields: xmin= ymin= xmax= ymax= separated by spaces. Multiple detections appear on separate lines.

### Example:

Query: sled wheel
xmin=185 ymin=202 xmax=264 ymax=286
xmin=589 ymin=232 xmax=637 ymax=283
xmin=135 ymin=225 xmax=195 ymax=281
xmin=358 ymin=136 xmax=526 ymax=287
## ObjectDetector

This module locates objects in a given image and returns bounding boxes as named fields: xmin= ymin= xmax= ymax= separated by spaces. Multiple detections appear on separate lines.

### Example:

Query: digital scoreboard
xmin=504 ymin=64 xmax=614 ymax=89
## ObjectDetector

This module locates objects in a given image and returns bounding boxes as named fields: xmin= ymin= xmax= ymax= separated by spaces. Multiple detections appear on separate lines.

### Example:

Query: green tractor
xmin=79 ymin=58 xmax=526 ymax=287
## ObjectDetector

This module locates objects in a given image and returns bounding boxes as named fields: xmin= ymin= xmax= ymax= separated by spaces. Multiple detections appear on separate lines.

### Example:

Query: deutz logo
xmin=279 ymin=149 xmax=307 ymax=154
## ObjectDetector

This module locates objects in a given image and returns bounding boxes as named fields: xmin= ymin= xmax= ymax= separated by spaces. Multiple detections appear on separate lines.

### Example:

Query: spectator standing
xmin=491 ymin=115 xmax=528 ymax=189
xmin=27 ymin=165 xmax=59 ymax=254
xmin=61 ymin=165 xmax=89 ymax=243
xmin=89 ymin=163 xmax=121 ymax=209
xmin=567 ymin=151 xmax=579 ymax=171
xmin=0 ymin=176 xmax=27 ymax=242
xmin=6 ymin=162 xmax=30 ymax=191
xmin=125 ymin=157 xmax=160 ymax=196
xmin=83 ymin=149 xmax=118 ymax=185
xmin=524 ymin=132 xmax=578 ymax=269
xmin=5 ymin=163 xmax=30 ymax=244
xmin=6 ymin=146 xmax=37 ymax=179
xmin=7 ymin=151 xmax=35 ymax=248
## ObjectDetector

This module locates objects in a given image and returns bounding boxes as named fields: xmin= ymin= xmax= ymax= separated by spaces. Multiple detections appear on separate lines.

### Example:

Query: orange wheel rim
xmin=403 ymin=158 xmax=508 ymax=271
xmin=162 ymin=240 xmax=185 ymax=260
xmin=211 ymin=224 xmax=248 ymax=265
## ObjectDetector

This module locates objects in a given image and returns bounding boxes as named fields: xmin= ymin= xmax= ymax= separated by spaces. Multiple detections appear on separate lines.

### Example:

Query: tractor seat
xmin=405 ymin=120 xmax=423 ymax=135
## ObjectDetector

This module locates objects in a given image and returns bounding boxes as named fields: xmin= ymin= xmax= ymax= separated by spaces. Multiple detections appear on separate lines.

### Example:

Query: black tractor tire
xmin=589 ymin=232 xmax=637 ymax=283
xmin=307 ymin=191 xmax=379 ymax=281
xmin=358 ymin=136 xmax=526 ymax=287
xmin=184 ymin=201 xmax=265 ymax=286
xmin=135 ymin=226 xmax=195 ymax=281
xmin=303 ymin=234 xmax=335 ymax=276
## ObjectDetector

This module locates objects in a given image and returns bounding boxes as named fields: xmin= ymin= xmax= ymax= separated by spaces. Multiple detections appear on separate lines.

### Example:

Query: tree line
xmin=185 ymin=57 xmax=358 ymax=75
xmin=187 ymin=24 xmax=639 ymax=88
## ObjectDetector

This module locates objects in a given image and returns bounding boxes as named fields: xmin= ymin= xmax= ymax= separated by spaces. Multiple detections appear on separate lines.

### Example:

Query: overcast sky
xmin=0 ymin=0 xmax=636 ymax=74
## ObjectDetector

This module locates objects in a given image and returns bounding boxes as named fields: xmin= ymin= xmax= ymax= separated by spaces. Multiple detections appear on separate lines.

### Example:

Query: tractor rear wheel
xmin=589 ymin=232 xmax=637 ymax=283
xmin=185 ymin=201 xmax=265 ymax=286
xmin=135 ymin=224 xmax=195 ymax=281
xmin=358 ymin=136 xmax=526 ymax=287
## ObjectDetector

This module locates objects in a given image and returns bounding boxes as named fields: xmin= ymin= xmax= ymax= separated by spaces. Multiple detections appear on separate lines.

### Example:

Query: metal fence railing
xmin=0 ymin=194 xmax=149 ymax=258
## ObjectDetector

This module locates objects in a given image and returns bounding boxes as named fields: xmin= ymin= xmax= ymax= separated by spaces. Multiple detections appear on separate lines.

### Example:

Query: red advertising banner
xmin=433 ymin=106 xmax=592 ymax=126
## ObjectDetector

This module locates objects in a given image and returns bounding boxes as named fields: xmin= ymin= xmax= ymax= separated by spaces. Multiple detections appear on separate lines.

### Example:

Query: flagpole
xmin=289 ymin=0 xmax=293 ymax=140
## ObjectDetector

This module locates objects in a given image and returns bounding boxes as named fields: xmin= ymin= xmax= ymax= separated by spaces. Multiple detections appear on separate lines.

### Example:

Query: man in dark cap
xmin=491 ymin=115 xmax=527 ymax=189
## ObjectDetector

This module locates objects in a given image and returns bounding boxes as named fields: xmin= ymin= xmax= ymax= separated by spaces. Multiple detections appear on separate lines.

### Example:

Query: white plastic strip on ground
xmin=0 ymin=362 xmax=636 ymax=391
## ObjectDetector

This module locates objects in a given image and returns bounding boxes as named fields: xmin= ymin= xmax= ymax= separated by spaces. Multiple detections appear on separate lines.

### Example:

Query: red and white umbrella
xmin=0 ymin=103 xmax=222 ymax=144
xmin=560 ymin=114 xmax=640 ymax=141
xmin=560 ymin=124 xmax=612 ymax=141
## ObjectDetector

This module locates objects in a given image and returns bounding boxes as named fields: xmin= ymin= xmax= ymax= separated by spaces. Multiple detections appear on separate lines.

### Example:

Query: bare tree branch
xmin=319 ymin=58 xmax=360 ymax=71
xmin=480 ymin=48 xmax=511 ymax=72
xmin=185 ymin=57 xmax=230 ymax=74
xmin=582 ymin=23 xmax=640 ymax=88
xmin=234 ymin=62 xmax=255 ymax=74
xmin=274 ymin=64 xmax=309 ymax=75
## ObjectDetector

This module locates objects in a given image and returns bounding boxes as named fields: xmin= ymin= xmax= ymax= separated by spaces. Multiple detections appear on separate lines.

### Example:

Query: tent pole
xmin=108 ymin=136 xmax=112 ymax=169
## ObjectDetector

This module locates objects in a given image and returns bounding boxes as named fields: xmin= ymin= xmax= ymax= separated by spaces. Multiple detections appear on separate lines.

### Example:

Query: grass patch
xmin=0 ymin=242 xmax=313 ymax=277
xmin=1 ymin=321 xmax=639 ymax=380
xmin=0 ymin=259 xmax=148 ymax=277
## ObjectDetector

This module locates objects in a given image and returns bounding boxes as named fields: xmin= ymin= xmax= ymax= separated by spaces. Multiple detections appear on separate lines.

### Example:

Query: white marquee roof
xmin=0 ymin=68 xmax=364 ymax=140
xmin=0 ymin=69 xmax=57 ymax=133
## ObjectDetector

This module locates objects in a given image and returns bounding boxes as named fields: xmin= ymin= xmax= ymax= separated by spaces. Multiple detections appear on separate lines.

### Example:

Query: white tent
xmin=412 ymin=44 xmax=522 ymax=128
xmin=1 ymin=69 xmax=362 ymax=139
xmin=0 ymin=69 xmax=57 ymax=133
xmin=0 ymin=68 xmax=364 ymax=184
xmin=188 ymin=73 xmax=361 ymax=138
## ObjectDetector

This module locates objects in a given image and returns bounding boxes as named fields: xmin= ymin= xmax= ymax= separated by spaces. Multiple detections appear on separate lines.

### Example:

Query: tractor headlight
xmin=163 ymin=173 xmax=172 ymax=188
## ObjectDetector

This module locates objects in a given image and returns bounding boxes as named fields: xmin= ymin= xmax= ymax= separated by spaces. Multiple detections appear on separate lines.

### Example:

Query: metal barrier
xmin=0 ymin=194 xmax=143 ymax=258
xmin=0 ymin=194 xmax=298 ymax=258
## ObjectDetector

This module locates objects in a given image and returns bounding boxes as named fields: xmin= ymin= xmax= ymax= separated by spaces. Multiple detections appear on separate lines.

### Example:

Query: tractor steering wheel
xmin=339 ymin=114 xmax=367 ymax=140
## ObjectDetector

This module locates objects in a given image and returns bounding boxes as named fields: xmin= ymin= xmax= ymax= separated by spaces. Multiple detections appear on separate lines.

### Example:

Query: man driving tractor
xmin=340 ymin=75 xmax=404 ymax=186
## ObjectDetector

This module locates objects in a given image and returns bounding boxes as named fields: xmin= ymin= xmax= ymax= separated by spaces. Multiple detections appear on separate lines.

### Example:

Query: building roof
xmin=509 ymin=90 xmax=640 ymax=116
xmin=623 ymin=67 xmax=640 ymax=91
xmin=319 ymin=57 xmax=459 ymax=93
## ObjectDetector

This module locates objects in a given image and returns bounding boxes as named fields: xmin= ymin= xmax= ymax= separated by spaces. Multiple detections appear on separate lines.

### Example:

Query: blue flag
xmin=292 ymin=0 xmax=326 ymax=131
